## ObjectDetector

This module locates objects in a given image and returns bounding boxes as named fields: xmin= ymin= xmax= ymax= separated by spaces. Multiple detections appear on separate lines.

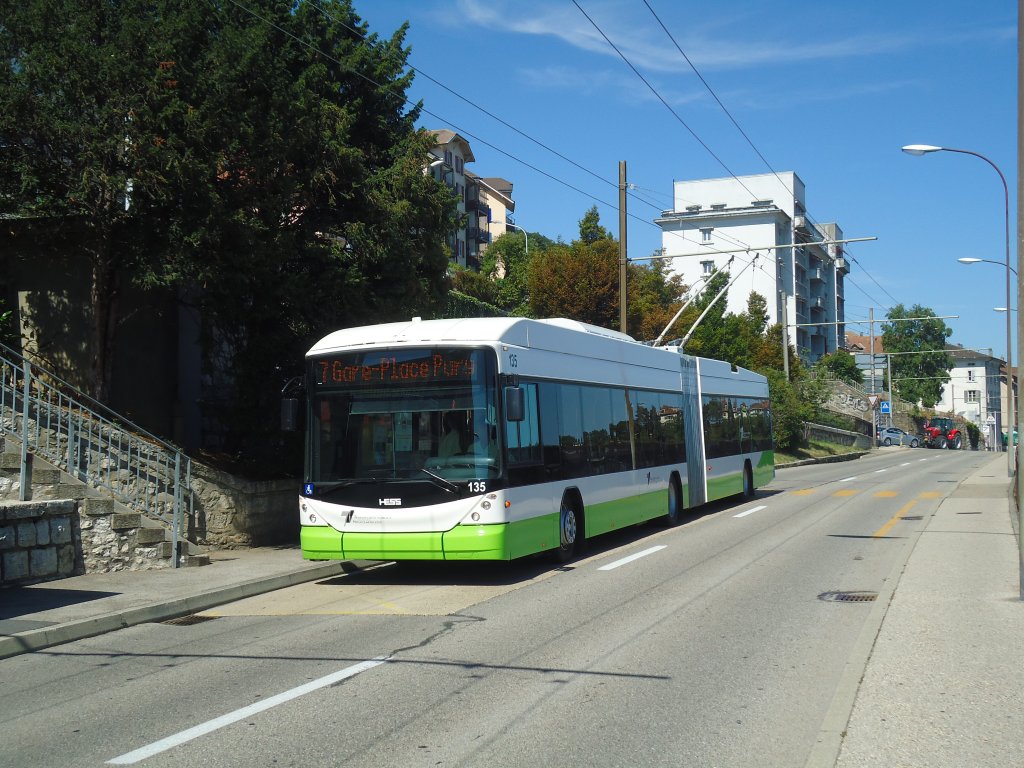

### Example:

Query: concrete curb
xmin=777 ymin=450 xmax=870 ymax=469
xmin=0 ymin=560 xmax=361 ymax=660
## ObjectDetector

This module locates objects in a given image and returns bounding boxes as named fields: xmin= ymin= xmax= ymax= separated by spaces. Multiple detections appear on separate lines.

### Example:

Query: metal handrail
xmin=0 ymin=342 xmax=193 ymax=567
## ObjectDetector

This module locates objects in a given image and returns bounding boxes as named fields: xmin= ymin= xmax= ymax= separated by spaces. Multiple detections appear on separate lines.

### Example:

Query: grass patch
xmin=776 ymin=439 xmax=864 ymax=465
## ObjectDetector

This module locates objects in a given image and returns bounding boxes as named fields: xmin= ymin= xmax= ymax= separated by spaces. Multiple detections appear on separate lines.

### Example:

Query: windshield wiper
xmin=419 ymin=468 xmax=459 ymax=494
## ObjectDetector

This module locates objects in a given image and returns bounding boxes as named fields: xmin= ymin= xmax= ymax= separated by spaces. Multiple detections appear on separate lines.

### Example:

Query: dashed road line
xmin=733 ymin=505 xmax=767 ymax=519
xmin=598 ymin=545 xmax=667 ymax=571
xmin=108 ymin=657 xmax=390 ymax=764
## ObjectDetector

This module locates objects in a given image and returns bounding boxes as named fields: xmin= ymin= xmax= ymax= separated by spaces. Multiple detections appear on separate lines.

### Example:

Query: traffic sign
xmin=880 ymin=401 xmax=891 ymax=414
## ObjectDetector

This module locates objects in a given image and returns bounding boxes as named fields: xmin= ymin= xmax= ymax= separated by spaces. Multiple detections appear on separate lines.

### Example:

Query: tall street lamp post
xmin=904 ymin=145 xmax=1014 ymax=478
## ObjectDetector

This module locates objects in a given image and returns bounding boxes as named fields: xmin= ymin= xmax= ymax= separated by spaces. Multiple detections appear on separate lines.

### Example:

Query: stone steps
xmin=0 ymin=438 xmax=209 ymax=585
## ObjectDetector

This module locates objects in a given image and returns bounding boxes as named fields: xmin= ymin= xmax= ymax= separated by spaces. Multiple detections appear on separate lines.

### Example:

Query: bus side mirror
xmin=505 ymin=387 xmax=525 ymax=422
xmin=281 ymin=398 xmax=299 ymax=432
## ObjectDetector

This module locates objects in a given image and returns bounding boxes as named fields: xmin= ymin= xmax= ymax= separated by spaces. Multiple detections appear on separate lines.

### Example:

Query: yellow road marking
xmin=873 ymin=491 xmax=898 ymax=498
xmin=834 ymin=489 xmax=859 ymax=497
xmin=873 ymin=499 xmax=919 ymax=538
xmin=919 ymin=491 xmax=942 ymax=499
xmin=791 ymin=489 xmax=816 ymax=495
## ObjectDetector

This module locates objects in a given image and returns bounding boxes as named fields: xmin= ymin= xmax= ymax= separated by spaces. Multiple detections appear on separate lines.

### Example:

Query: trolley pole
xmin=619 ymin=160 xmax=628 ymax=334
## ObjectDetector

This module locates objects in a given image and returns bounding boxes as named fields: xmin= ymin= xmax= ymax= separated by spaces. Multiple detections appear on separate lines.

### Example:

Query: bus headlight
xmin=480 ymin=501 xmax=491 ymax=510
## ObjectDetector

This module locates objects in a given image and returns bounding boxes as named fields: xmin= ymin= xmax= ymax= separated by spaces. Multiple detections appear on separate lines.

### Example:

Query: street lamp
xmin=959 ymin=256 xmax=1018 ymax=276
xmin=505 ymin=221 xmax=528 ymax=256
xmin=906 ymin=144 xmax=1014 ymax=478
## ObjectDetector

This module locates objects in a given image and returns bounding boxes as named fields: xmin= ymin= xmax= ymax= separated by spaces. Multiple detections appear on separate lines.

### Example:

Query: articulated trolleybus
xmin=299 ymin=317 xmax=773 ymax=563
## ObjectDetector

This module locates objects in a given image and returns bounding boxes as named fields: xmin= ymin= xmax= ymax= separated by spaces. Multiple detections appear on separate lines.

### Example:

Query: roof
xmin=844 ymin=333 xmax=884 ymax=354
xmin=427 ymin=129 xmax=475 ymax=163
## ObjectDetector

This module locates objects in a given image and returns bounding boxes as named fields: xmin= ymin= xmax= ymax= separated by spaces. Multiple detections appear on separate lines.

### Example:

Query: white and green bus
xmin=297 ymin=317 xmax=773 ymax=563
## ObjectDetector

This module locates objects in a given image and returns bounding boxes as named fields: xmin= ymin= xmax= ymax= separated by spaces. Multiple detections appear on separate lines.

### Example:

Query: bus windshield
xmin=307 ymin=347 xmax=500 ymax=484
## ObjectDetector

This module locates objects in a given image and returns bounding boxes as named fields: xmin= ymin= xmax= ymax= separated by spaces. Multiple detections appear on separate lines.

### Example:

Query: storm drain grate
xmin=818 ymin=591 xmax=878 ymax=603
xmin=160 ymin=614 xmax=219 ymax=626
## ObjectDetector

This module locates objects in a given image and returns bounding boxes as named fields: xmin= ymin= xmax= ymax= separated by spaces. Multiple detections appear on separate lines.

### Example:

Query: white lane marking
xmin=733 ymin=505 xmax=767 ymax=519
xmin=839 ymin=477 xmax=857 ymax=482
xmin=107 ymin=656 xmax=389 ymax=764
xmin=900 ymin=462 xmax=911 ymax=467
xmin=874 ymin=469 xmax=887 ymax=474
xmin=919 ymin=458 xmax=928 ymax=462
xmin=598 ymin=545 xmax=667 ymax=571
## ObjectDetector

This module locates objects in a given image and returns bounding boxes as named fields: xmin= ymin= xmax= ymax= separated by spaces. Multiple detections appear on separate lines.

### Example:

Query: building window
xmin=967 ymin=369 xmax=976 ymax=382
xmin=455 ymin=157 xmax=463 ymax=174
xmin=701 ymin=260 xmax=714 ymax=275
xmin=444 ymin=150 xmax=453 ymax=166
xmin=700 ymin=228 xmax=713 ymax=242
xmin=965 ymin=390 xmax=980 ymax=403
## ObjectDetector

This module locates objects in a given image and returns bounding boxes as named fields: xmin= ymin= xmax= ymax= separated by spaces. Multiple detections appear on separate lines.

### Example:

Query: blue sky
xmin=365 ymin=1 xmax=1016 ymax=358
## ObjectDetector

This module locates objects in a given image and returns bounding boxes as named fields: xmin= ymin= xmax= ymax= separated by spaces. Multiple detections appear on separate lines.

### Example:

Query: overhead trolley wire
xmin=639 ymin=0 xmax=902 ymax=310
xmin=225 ymin=0 xmax=765 ymax=263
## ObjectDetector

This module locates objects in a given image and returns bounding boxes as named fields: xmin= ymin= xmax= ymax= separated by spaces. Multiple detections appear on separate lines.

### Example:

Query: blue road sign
xmin=880 ymin=401 xmax=891 ymax=414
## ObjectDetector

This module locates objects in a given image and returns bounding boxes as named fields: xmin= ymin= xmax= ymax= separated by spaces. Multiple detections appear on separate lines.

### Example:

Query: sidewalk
xmin=0 ymin=547 xmax=369 ymax=660
xmin=831 ymin=452 xmax=1024 ymax=767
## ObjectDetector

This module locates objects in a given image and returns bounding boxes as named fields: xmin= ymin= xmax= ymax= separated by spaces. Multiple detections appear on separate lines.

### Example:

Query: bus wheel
xmin=742 ymin=462 xmax=755 ymax=499
xmin=663 ymin=475 xmax=683 ymax=526
xmin=554 ymin=495 xmax=580 ymax=563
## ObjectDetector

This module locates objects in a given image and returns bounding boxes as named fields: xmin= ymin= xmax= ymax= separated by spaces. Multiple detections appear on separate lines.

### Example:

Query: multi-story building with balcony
xmin=655 ymin=172 xmax=847 ymax=363
xmin=428 ymin=130 xmax=515 ymax=271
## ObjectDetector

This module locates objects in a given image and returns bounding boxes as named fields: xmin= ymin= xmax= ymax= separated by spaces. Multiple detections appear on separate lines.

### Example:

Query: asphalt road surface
xmin=0 ymin=448 xmax=989 ymax=768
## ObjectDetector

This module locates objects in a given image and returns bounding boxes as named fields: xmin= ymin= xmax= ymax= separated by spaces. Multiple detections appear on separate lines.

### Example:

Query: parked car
xmin=877 ymin=426 xmax=921 ymax=447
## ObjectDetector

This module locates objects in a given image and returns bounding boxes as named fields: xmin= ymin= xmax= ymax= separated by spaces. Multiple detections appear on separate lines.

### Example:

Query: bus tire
xmin=553 ymin=493 xmax=582 ymax=563
xmin=663 ymin=474 xmax=683 ymax=526
xmin=742 ymin=461 xmax=755 ymax=499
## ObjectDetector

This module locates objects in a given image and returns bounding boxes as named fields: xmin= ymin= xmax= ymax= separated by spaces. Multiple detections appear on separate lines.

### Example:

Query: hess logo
xmin=378 ymin=498 xmax=402 ymax=507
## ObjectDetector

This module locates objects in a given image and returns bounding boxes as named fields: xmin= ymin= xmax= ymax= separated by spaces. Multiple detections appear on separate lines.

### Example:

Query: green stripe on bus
xmin=300 ymin=481 xmax=690 ymax=562
xmin=584 ymin=487 xmax=667 ymax=537
xmin=707 ymin=472 xmax=742 ymax=501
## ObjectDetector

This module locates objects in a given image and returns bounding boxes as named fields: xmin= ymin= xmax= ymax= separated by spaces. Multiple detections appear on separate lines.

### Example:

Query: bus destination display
xmin=315 ymin=352 xmax=476 ymax=386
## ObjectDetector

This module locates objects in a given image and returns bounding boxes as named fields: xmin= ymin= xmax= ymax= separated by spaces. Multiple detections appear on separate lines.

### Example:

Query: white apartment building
xmin=933 ymin=346 xmax=1008 ymax=439
xmin=655 ymin=172 xmax=848 ymax=363
xmin=428 ymin=129 xmax=473 ymax=268
xmin=428 ymin=130 xmax=515 ymax=271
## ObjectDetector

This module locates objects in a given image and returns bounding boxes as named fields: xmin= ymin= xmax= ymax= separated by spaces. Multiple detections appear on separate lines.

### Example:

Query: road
xmin=0 ymin=448 xmax=990 ymax=768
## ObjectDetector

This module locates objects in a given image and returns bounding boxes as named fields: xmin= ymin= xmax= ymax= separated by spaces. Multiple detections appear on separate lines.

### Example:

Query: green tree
xmin=1 ymin=1 xmax=458 ymax=447
xmin=881 ymin=304 xmax=952 ymax=407
xmin=814 ymin=350 xmax=863 ymax=387
xmin=528 ymin=237 xmax=619 ymax=326
xmin=0 ymin=298 xmax=16 ymax=349
xmin=480 ymin=231 xmax=532 ymax=315
xmin=627 ymin=258 xmax=687 ymax=342
xmin=578 ymin=205 xmax=612 ymax=244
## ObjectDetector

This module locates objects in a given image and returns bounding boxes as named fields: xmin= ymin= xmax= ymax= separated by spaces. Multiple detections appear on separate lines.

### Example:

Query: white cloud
xmin=455 ymin=0 xmax=1010 ymax=73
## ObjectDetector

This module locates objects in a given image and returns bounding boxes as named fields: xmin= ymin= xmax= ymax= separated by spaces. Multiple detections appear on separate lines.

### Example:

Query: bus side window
xmin=506 ymin=383 xmax=541 ymax=464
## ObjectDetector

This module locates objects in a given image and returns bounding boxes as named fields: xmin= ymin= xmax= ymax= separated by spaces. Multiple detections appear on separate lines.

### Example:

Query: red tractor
xmin=923 ymin=417 xmax=963 ymax=449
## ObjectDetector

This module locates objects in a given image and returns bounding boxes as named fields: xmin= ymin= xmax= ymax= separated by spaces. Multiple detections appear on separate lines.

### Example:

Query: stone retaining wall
xmin=190 ymin=464 xmax=298 ymax=548
xmin=0 ymin=497 xmax=170 ymax=586
xmin=0 ymin=499 xmax=77 ymax=584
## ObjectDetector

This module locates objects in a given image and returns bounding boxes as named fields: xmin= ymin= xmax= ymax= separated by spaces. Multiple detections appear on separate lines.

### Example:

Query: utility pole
xmin=780 ymin=291 xmax=790 ymax=380
xmin=619 ymin=161 xmax=628 ymax=334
